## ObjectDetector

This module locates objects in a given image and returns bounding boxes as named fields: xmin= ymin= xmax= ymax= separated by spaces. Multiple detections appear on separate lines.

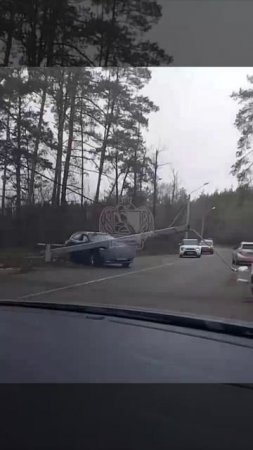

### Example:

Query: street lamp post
xmin=185 ymin=182 xmax=209 ymax=238
xmin=185 ymin=195 xmax=191 ymax=239
xmin=200 ymin=206 xmax=216 ymax=238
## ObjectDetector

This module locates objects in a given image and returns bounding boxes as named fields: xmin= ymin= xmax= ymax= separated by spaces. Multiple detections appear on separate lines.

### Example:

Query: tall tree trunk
xmin=25 ymin=131 xmax=31 ymax=191
xmin=27 ymin=0 xmax=39 ymax=65
xmin=103 ymin=0 xmax=117 ymax=66
xmin=16 ymin=96 xmax=22 ymax=217
xmin=98 ymin=1 xmax=105 ymax=65
xmin=28 ymin=75 xmax=47 ymax=204
xmin=108 ymin=180 xmax=116 ymax=200
xmin=80 ymin=103 xmax=84 ymax=207
xmin=132 ymin=123 xmax=141 ymax=204
xmin=115 ymin=151 xmax=119 ymax=203
xmin=94 ymin=70 xmax=119 ymax=202
xmin=1 ymin=112 xmax=10 ymax=214
xmin=94 ymin=120 xmax=112 ymax=203
xmin=61 ymin=76 xmax=78 ymax=204
xmin=133 ymin=144 xmax=137 ymax=204
xmin=4 ymin=6 xmax=14 ymax=66
xmin=52 ymin=117 xmax=64 ymax=205
xmin=139 ymin=151 xmax=146 ymax=193
xmin=108 ymin=160 xmax=121 ymax=202
xmin=120 ymin=165 xmax=130 ymax=199
xmin=46 ymin=5 xmax=58 ymax=66
xmin=37 ymin=5 xmax=49 ymax=65
xmin=1 ymin=157 xmax=7 ymax=214
xmin=52 ymin=70 xmax=68 ymax=206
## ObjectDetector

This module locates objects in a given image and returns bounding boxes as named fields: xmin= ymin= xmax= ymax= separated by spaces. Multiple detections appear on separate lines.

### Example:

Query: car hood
xmin=0 ymin=302 xmax=253 ymax=383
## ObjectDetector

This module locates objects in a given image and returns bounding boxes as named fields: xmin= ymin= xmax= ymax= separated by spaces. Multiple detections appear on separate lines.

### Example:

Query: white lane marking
xmin=18 ymin=262 xmax=174 ymax=300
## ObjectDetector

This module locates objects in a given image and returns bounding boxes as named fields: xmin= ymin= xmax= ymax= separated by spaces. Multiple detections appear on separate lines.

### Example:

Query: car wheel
xmin=122 ymin=262 xmax=131 ymax=268
xmin=197 ymin=255 xmax=201 ymax=258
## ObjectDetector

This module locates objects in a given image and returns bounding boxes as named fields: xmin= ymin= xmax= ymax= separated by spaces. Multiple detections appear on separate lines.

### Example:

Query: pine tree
xmin=0 ymin=0 xmax=172 ymax=66
xmin=231 ymin=75 xmax=253 ymax=185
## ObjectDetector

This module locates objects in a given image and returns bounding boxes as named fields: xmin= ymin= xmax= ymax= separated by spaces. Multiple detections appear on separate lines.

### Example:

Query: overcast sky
xmin=141 ymin=67 xmax=252 ymax=198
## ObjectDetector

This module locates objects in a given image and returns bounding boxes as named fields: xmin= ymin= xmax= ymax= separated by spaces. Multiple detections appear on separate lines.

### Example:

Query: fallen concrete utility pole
xmin=41 ymin=224 xmax=188 ymax=263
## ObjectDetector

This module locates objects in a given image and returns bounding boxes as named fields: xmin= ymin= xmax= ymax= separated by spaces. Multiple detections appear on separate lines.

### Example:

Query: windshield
xmin=1 ymin=65 xmax=253 ymax=335
xmin=88 ymin=234 xmax=114 ymax=242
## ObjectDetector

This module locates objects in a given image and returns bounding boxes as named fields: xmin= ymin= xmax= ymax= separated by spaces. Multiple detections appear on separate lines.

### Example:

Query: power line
xmin=18 ymin=161 xmax=95 ymax=203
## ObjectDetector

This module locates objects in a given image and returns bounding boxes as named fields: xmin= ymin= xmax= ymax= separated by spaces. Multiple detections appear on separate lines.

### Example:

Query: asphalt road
xmin=0 ymin=247 xmax=253 ymax=322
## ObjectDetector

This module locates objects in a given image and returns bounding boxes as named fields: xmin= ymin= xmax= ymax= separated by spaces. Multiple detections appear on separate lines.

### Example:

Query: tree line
xmin=2 ymin=67 xmax=252 ymax=248
xmin=0 ymin=67 xmax=174 ymax=217
xmin=0 ymin=0 xmax=172 ymax=66
xmin=190 ymin=187 xmax=253 ymax=245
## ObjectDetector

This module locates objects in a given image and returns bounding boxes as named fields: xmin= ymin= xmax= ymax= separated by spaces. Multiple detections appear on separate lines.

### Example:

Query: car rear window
xmin=183 ymin=239 xmax=199 ymax=245
xmin=242 ymin=243 xmax=253 ymax=249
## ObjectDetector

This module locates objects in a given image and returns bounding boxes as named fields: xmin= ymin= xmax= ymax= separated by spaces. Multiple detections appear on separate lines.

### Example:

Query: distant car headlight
xmin=180 ymin=247 xmax=185 ymax=251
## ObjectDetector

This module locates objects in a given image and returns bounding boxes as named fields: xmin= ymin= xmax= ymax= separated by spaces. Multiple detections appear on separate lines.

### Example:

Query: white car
xmin=179 ymin=239 xmax=201 ymax=258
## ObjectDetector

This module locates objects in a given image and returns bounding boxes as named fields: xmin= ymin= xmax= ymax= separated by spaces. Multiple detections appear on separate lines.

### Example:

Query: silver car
xmin=65 ymin=231 xmax=136 ymax=268
xmin=232 ymin=241 xmax=253 ymax=266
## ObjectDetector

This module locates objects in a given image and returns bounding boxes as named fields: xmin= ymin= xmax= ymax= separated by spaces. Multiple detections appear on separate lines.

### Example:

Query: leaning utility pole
xmin=152 ymin=149 xmax=171 ymax=226
xmin=185 ymin=182 xmax=209 ymax=239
